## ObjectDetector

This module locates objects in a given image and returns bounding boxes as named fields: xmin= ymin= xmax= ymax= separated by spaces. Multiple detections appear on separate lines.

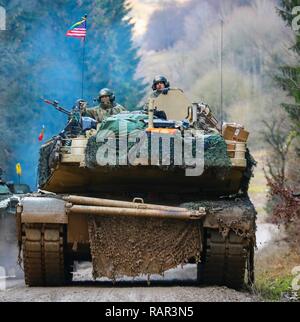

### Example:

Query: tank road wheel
xmin=197 ymin=229 xmax=248 ymax=289
xmin=22 ymin=224 xmax=72 ymax=286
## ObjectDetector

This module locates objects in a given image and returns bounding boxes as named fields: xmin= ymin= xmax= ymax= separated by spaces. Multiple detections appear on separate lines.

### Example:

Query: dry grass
xmin=253 ymin=240 xmax=300 ymax=301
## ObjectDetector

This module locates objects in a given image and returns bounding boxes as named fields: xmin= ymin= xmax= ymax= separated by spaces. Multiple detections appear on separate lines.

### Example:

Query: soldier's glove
xmin=162 ymin=88 xmax=169 ymax=95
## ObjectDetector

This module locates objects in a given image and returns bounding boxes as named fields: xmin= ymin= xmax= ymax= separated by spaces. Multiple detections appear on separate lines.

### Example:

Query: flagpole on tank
xmin=220 ymin=17 xmax=224 ymax=130
xmin=81 ymin=39 xmax=85 ymax=99
xmin=81 ymin=14 xmax=87 ymax=99
xmin=66 ymin=15 xmax=88 ymax=98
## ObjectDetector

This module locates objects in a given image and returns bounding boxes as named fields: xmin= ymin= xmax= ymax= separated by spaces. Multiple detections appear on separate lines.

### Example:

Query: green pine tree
xmin=0 ymin=0 xmax=39 ymax=175
xmin=0 ymin=0 xmax=145 ymax=184
xmin=85 ymin=0 xmax=146 ymax=109
xmin=276 ymin=0 xmax=300 ymax=134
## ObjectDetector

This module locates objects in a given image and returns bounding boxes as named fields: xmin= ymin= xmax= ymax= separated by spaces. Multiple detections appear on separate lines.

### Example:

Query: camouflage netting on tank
xmin=203 ymin=134 xmax=231 ymax=169
xmin=181 ymin=196 xmax=257 ymax=242
xmin=85 ymin=113 xmax=231 ymax=170
xmin=96 ymin=113 xmax=148 ymax=137
xmin=38 ymin=138 xmax=61 ymax=187
xmin=88 ymin=216 xmax=201 ymax=280
xmin=240 ymin=149 xmax=257 ymax=194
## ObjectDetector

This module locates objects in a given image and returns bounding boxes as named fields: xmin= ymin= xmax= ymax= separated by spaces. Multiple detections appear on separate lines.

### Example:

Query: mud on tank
xmin=16 ymin=89 xmax=257 ymax=289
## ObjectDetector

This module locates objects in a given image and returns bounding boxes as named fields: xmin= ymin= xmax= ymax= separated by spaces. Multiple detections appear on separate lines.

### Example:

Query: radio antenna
xmin=220 ymin=17 xmax=224 ymax=129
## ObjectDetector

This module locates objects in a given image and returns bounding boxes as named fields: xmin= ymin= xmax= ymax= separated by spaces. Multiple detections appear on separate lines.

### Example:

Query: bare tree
xmin=262 ymin=118 xmax=296 ymax=186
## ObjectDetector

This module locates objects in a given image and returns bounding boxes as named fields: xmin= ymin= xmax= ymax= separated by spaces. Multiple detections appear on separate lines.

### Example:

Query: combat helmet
xmin=152 ymin=75 xmax=170 ymax=91
xmin=97 ymin=88 xmax=115 ymax=103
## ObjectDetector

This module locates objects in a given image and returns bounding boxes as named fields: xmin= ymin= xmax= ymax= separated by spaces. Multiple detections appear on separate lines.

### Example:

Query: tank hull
xmin=17 ymin=193 xmax=256 ymax=288
xmin=42 ymin=164 xmax=245 ymax=197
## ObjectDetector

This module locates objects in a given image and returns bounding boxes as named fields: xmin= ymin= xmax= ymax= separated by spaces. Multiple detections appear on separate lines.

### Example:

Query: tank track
xmin=22 ymin=223 xmax=72 ymax=286
xmin=197 ymin=229 xmax=249 ymax=289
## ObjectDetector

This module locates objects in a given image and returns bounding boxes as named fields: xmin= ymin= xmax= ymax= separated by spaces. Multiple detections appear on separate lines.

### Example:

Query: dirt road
xmin=0 ymin=263 xmax=260 ymax=302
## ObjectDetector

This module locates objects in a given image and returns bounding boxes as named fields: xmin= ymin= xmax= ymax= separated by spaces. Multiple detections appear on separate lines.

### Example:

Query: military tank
xmin=16 ymin=89 xmax=256 ymax=288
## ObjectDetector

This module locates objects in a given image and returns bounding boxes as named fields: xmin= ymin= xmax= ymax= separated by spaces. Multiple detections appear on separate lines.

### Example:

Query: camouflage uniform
xmin=83 ymin=102 xmax=126 ymax=123
xmin=83 ymin=88 xmax=126 ymax=123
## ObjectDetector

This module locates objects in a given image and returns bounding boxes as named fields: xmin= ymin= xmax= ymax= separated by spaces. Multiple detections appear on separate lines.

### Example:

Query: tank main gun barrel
xmin=63 ymin=195 xmax=206 ymax=220
xmin=63 ymin=195 xmax=191 ymax=212
xmin=65 ymin=204 xmax=205 ymax=221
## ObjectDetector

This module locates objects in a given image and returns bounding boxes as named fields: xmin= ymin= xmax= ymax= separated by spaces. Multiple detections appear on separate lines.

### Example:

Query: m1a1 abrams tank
xmin=16 ymin=89 xmax=256 ymax=289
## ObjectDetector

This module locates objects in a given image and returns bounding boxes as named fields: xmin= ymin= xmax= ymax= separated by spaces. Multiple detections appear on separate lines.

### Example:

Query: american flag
xmin=66 ymin=16 xmax=87 ymax=39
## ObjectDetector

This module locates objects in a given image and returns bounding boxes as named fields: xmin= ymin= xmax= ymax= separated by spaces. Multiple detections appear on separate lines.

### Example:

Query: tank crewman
xmin=144 ymin=75 xmax=170 ymax=119
xmin=151 ymin=75 xmax=170 ymax=97
xmin=81 ymin=88 xmax=126 ymax=123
